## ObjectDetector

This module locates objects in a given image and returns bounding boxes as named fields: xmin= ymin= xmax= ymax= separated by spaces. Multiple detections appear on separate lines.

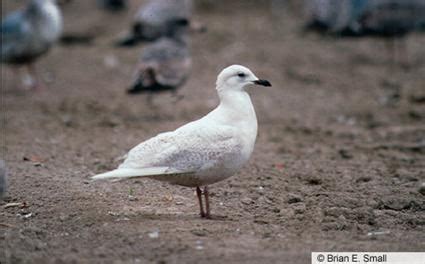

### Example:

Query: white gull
xmin=92 ymin=65 xmax=271 ymax=218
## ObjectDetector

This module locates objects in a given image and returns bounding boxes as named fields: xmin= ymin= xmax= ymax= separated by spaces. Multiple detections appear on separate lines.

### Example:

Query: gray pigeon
xmin=0 ymin=160 xmax=7 ymax=199
xmin=1 ymin=0 xmax=63 ymax=89
xmin=127 ymin=18 xmax=191 ymax=99
xmin=118 ymin=0 xmax=193 ymax=46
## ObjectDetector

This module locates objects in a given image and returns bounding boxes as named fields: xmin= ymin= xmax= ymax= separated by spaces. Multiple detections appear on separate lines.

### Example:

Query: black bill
xmin=253 ymin=79 xmax=272 ymax=87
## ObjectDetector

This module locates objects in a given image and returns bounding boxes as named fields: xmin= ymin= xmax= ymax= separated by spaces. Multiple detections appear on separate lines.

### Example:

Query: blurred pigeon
xmin=117 ymin=0 xmax=193 ymax=46
xmin=92 ymin=65 xmax=272 ymax=218
xmin=97 ymin=0 xmax=127 ymax=11
xmin=305 ymin=0 xmax=425 ymax=36
xmin=127 ymin=18 xmax=191 ymax=100
xmin=1 ymin=0 xmax=63 ymax=89
xmin=360 ymin=0 xmax=425 ymax=37
xmin=304 ymin=0 xmax=425 ymax=65
xmin=0 ymin=160 xmax=7 ymax=199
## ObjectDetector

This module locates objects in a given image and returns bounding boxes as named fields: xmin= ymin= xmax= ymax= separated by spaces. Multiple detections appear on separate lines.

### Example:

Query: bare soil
xmin=1 ymin=1 xmax=424 ymax=263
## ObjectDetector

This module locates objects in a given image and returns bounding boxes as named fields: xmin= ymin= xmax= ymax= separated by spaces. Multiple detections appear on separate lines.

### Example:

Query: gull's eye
xmin=237 ymin=72 xmax=246 ymax=78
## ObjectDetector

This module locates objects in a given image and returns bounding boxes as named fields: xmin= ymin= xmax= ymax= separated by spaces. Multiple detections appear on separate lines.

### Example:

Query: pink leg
xmin=203 ymin=186 xmax=211 ymax=219
xmin=196 ymin=187 xmax=206 ymax=218
xmin=26 ymin=64 xmax=42 ymax=91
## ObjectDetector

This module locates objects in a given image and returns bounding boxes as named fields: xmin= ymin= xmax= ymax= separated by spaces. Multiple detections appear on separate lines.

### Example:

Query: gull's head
xmin=216 ymin=65 xmax=271 ymax=92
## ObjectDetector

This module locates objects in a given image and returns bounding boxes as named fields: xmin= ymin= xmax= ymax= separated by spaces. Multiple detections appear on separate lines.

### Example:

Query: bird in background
xmin=304 ymin=0 xmax=425 ymax=66
xmin=127 ymin=18 xmax=192 ymax=102
xmin=1 ymin=0 xmax=63 ymax=90
xmin=117 ymin=0 xmax=198 ymax=47
xmin=92 ymin=65 xmax=272 ymax=219
xmin=0 ymin=160 xmax=7 ymax=200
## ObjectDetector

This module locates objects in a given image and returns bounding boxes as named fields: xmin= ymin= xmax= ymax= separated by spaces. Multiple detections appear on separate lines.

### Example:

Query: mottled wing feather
xmin=119 ymin=124 xmax=242 ymax=175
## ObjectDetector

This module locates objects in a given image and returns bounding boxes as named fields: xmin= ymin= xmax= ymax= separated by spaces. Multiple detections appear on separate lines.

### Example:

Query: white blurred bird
xmin=92 ymin=65 xmax=271 ymax=218
xmin=1 ymin=0 xmax=63 ymax=90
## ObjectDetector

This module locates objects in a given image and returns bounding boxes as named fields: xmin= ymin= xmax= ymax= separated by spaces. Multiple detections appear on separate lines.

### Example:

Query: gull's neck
xmin=212 ymin=86 xmax=258 ymax=131
xmin=208 ymin=86 xmax=258 ymax=156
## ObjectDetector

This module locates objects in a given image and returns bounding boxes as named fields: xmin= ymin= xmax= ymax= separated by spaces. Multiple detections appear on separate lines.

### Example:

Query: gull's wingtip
xmin=91 ymin=169 xmax=120 ymax=181
xmin=90 ymin=167 xmax=172 ymax=181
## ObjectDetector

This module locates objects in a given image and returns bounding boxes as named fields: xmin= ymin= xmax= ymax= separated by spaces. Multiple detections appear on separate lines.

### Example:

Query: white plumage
xmin=92 ymin=65 xmax=271 ymax=218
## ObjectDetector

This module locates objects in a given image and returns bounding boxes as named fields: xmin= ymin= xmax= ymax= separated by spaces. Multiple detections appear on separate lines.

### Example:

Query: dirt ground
xmin=1 ymin=0 xmax=424 ymax=263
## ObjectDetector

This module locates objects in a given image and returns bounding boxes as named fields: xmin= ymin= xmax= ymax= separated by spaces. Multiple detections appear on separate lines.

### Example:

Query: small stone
xmin=148 ymin=230 xmax=159 ymax=239
xmin=367 ymin=230 xmax=390 ymax=237
xmin=191 ymin=229 xmax=207 ymax=237
xmin=257 ymin=186 xmax=264 ymax=192
xmin=293 ymin=203 xmax=306 ymax=214
xmin=195 ymin=240 xmax=204 ymax=250
xmin=287 ymin=194 xmax=302 ymax=204
xmin=254 ymin=219 xmax=269 ymax=225
xmin=59 ymin=214 xmax=68 ymax=221
xmin=61 ymin=115 xmax=73 ymax=127
xmin=338 ymin=149 xmax=353 ymax=159
xmin=19 ymin=212 xmax=33 ymax=219
xmin=128 ymin=195 xmax=138 ymax=201
xmin=241 ymin=197 xmax=253 ymax=205
xmin=356 ymin=176 xmax=371 ymax=183
xmin=107 ymin=211 xmax=119 ymax=216
xmin=306 ymin=177 xmax=322 ymax=185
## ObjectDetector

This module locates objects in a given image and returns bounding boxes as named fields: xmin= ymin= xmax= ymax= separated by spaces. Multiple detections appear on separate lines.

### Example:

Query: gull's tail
xmin=92 ymin=167 xmax=169 ymax=181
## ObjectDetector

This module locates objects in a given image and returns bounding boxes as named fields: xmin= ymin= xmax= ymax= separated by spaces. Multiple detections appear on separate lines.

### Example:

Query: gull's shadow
xmin=124 ymin=213 xmax=235 ymax=222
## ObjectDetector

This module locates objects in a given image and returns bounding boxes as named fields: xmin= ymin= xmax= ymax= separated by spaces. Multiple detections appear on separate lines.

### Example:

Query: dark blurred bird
xmin=127 ymin=18 xmax=191 ymax=101
xmin=117 ymin=0 xmax=193 ymax=47
xmin=97 ymin=0 xmax=128 ymax=11
xmin=0 ymin=160 xmax=7 ymax=200
xmin=305 ymin=0 xmax=425 ymax=66
xmin=1 ymin=0 xmax=63 ymax=90
xmin=305 ymin=0 xmax=425 ymax=37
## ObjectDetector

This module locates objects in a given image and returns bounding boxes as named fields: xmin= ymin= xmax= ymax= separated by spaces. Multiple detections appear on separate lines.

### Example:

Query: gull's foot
xmin=199 ymin=212 xmax=211 ymax=219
